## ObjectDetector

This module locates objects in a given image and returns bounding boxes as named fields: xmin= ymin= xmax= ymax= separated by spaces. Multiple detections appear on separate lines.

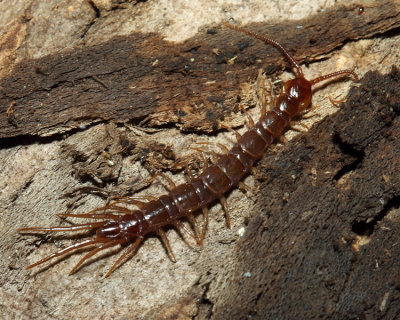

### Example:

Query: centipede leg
xmin=171 ymin=150 xmax=209 ymax=172
xmin=64 ymin=186 xmax=110 ymax=199
xmin=278 ymin=135 xmax=289 ymax=145
xmin=148 ymin=172 xmax=176 ymax=190
xmin=289 ymin=122 xmax=310 ymax=132
xmin=172 ymin=148 xmax=208 ymax=183
xmin=173 ymin=220 xmax=199 ymax=247
xmin=299 ymin=104 xmax=320 ymax=119
xmin=238 ymin=181 xmax=256 ymax=195
xmin=158 ymin=228 xmax=177 ymax=262
xmin=192 ymin=145 xmax=224 ymax=165
xmin=69 ymin=238 xmax=126 ymax=275
xmin=198 ymin=149 xmax=209 ymax=168
xmin=260 ymin=98 xmax=267 ymax=116
xmin=256 ymin=70 xmax=273 ymax=116
xmin=107 ymin=195 xmax=157 ymax=207
xmin=239 ymin=104 xmax=255 ymax=128
xmin=191 ymin=147 xmax=213 ymax=167
xmin=264 ymin=79 xmax=277 ymax=114
xmin=114 ymin=195 xmax=157 ymax=201
xmin=170 ymin=158 xmax=189 ymax=171
xmin=329 ymin=95 xmax=347 ymax=107
xmin=184 ymin=165 xmax=196 ymax=182
xmin=186 ymin=213 xmax=202 ymax=245
xmin=105 ymin=238 xmax=143 ymax=278
xmin=220 ymin=196 xmax=231 ymax=229
xmin=219 ymin=123 xmax=242 ymax=142
xmin=195 ymin=141 xmax=229 ymax=154
xmin=199 ymin=207 xmax=209 ymax=244
xmin=56 ymin=204 xmax=134 ymax=220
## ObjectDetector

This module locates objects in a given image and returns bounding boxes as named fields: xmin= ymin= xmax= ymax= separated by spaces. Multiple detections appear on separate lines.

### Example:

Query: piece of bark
xmin=1 ymin=1 xmax=399 ymax=140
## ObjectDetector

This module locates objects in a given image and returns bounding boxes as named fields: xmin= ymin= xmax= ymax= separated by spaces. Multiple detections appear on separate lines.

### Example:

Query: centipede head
xmin=283 ymin=77 xmax=312 ymax=112
xmin=224 ymin=21 xmax=359 ymax=115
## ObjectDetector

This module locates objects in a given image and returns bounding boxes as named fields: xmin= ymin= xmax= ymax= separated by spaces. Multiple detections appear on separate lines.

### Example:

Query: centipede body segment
xmin=18 ymin=22 xmax=358 ymax=278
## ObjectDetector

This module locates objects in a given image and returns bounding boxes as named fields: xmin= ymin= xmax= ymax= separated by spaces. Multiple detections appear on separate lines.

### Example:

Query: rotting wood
xmin=196 ymin=67 xmax=400 ymax=320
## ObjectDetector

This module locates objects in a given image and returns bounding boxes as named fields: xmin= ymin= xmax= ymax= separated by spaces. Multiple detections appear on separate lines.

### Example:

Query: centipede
xmin=18 ymin=22 xmax=359 ymax=278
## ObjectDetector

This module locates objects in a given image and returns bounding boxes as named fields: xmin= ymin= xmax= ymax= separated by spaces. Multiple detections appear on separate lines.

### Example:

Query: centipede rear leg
xmin=63 ymin=186 xmax=154 ymax=216
xmin=105 ymin=237 xmax=142 ymax=278
xmin=65 ymin=203 xmax=134 ymax=219
xmin=21 ymin=237 xmax=107 ymax=271
xmin=57 ymin=211 xmax=123 ymax=220
xmin=69 ymin=238 xmax=126 ymax=275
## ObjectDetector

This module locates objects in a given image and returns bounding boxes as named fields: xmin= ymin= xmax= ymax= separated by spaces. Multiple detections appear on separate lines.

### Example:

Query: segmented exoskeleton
xmin=19 ymin=22 xmax=358 ymax=277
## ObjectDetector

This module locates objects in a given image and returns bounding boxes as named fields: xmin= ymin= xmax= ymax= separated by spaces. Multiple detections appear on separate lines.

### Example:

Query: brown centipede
xmin=18 ymin=22 xmax=359 ymax=278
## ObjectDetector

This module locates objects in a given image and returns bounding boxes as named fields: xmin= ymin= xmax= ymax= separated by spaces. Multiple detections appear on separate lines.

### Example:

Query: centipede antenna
xmin=310 ymin=70 xmax=359 ymax=86
xmin=224 ymin=21 xmax=304 ymax=77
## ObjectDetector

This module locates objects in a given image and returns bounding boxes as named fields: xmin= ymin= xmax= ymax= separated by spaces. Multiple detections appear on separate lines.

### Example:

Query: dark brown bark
xmin=202 ymin=67 xmax=400 ymax=320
